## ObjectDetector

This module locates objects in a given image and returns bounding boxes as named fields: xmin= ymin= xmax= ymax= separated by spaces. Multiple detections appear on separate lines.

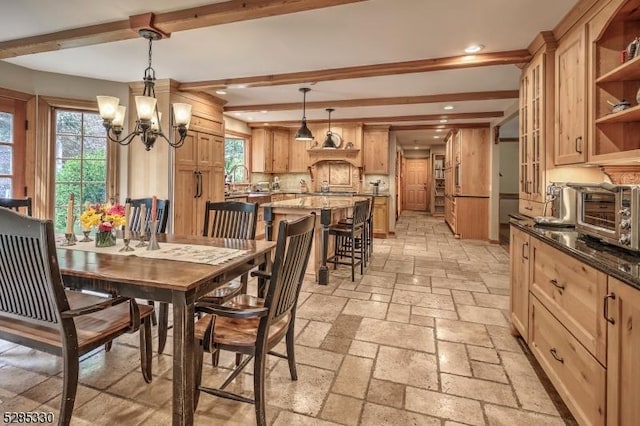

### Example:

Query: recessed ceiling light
xmin=444 ymin=105 xmax=454 ymax=110
xmin=229 ymin=84 xmax=247 ymax=89
xmin=233 ymin=112 xmax=242 ymax=116
xmin=261 ymin=110 xmax=268 ymax=114
xmin=440 ymin=119 xmax=448 ymax=123
xmin=436 ymin=129 xmax=443 ymax=132
xmin=247 ymin=116 xmax=254 ymax=121
xmin=433 ymin=136 xmax=440 ymax=139
xmin=464 ymin=44 xmax=484 ymax=54
xmin=215 ymin=90 xmax=227 ymax=95
xmin=414 ymin=147 xmax=419 ymax=150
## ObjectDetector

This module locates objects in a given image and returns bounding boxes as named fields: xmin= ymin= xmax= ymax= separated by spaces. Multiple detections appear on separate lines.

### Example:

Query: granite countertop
xmin=262 ymin=195 xmax=370 ymax=210
xmin=225 ymin=191 xmax=390 ymax=199
xmin=510 ymin=218 xmax=640 ymax=291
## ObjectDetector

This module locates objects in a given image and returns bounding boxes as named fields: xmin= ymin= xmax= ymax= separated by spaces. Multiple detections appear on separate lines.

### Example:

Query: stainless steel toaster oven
xmin=568 ymin=183 xmax=640 ymax=252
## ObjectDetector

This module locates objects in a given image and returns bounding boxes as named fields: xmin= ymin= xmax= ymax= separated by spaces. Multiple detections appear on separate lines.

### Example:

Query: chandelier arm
xmin=105 ymin=127 xmax=139 ymax=146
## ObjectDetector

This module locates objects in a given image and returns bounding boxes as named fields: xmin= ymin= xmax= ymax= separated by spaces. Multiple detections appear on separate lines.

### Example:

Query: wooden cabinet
xmin=509 ymin=226 xmax=530 ymax=341
xmin=363 ymin=126 xmax=389 ymax=174
xmin=530 ymin=237 xmax=608 ymax=363
xmin=252 ymin=127 xmax=290 ymax=173
xmin=174 ymin=131 xmax=224 ymax=236
xmin=443 ymin=127 xmax=489 ymax=239
xmin=519 ymin=38 xmax=554 ymax=217
xmin=431 ymin=153 xmax=445 ymax=216
xmin=289 ymin=128 xmax=310 ymax=172
xmin=529 ymin=296 xmax=606 ymax=426
xmin=555 ymin=26 xmax=588 ymax=165
xmin=456 ymin=128 xmax=490 ymax=196
xmin=372 ymin=196 xmax=389 ymax=238
xmin=606 ymin=276 xmax=640 ymax=426
xmin=590 ymin=0 xmax=640 ymax=162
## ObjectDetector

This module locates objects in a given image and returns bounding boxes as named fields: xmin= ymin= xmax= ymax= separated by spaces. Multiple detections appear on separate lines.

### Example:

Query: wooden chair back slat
xmin=352 ymin=200 xmax=369 ymax=228
xmin=125 ymin=198 xmax=170 ymax=233
xmin=0 ymin=198 xmax=32 ymax=216
xmin=0 ymin=209 xmax=69 ymax=325
xmin=203 ymin=201 xmax=258 ymax=240
xmin=263 ymin=214 xmax=315 ymax=323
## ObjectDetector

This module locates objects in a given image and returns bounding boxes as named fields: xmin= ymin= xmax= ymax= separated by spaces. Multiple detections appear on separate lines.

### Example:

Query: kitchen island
xmin=263 ymin=195 xmax=371 ymax=284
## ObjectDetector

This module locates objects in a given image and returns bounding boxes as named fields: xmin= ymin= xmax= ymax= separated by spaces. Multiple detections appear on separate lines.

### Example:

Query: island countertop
xmin=262 ymin=195 xmax=370 ymax=210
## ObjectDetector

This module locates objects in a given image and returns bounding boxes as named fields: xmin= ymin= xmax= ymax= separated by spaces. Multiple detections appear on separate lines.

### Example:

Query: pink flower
xmin=98 ymin=222 xmax=113 ymax=232
xmin=107 ymin=204 xmax=125 ymax=216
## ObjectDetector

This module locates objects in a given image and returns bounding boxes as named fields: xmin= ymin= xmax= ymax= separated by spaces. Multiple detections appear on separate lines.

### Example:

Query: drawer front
xmin=530 ymin=238 xmax=607 ymax=363
xmin=529 ymin=296 xmax=606 ymax=426
xmin=519 ymin=199 xmax=544 ymax=217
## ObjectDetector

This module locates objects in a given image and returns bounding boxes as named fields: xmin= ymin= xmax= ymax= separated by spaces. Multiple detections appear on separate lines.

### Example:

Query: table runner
xmin=57 ymin=238 xmax=250 ymax=266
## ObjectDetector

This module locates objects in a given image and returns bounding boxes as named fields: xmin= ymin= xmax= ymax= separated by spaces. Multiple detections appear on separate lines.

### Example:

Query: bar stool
xmin=327 ymin=200 xmax=369 ymax=281
xmin=338 ymin=196 xmax=374 ymax=266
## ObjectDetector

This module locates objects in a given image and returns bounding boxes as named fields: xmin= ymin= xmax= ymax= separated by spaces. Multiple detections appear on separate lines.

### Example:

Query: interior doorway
xmin=404 ymin=158 xmax=429 ymax=211
xmin=498 ymin=115 xmax=520 ymax=245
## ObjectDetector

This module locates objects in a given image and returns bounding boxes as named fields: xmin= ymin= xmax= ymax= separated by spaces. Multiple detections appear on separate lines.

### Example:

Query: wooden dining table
xmin=56 ymin=234 xmax=276 ymax=426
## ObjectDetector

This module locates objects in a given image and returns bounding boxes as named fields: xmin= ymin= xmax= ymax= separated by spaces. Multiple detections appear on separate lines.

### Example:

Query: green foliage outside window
xmin=54 ymin=110 xmax=107 ymax=233
xmin=224 ymin=138 xmax=247 ymax=182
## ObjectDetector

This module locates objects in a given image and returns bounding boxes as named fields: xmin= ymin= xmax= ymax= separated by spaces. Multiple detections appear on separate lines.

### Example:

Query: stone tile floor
xmin=0 ymin=212 xmax=576 ymax=425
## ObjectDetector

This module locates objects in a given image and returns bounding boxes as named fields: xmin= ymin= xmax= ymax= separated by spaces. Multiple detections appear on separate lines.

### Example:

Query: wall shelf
xmin=595 ymin=104 xmax=640 ymax=124
xmin=596 ymin=54 xmax=640 ymax=84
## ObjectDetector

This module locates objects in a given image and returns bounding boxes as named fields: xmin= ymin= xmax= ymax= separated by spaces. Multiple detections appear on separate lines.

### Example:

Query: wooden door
xmin=458 ymin=128 xmax=490 ymax=196
xmin=173 ymin=132 xmax=198 ymax=236
xmin=251 ymin=128 xmax=273 ymax=172
xmin=404 ymin=158 xmax=429 ymax=211
xmin=289 ymin=129 xmax=310 ymax=173
xmin=510 ymin=226 xmax=530 ymax=341
xmin=363 ymin=127 xmax=389 ymax=174
xmin=272 ymin=128 xmax=290 ymax=173
xmin=607 ymin=276 xmax=640 ymax=426
xmin=555 ymin=27 xmax=587 ymax=165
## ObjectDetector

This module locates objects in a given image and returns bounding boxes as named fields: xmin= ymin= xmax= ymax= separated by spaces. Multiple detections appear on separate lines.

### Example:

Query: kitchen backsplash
xmin=251 ymin=171 xmax=390 ymax=193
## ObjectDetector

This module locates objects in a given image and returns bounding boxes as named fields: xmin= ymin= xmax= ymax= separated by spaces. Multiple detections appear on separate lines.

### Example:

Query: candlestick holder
xmin=61 ymin=233 xmax=76 ymax=246
xmin=119 ymin=238 xmax=135 ymax=252
xmin=136 ymin=232 xmax=148 ymax=247
xmin=80 ymin=229 xmax=93 ymax=242
xmin=147 ymin=221 xmax=160 ymax=251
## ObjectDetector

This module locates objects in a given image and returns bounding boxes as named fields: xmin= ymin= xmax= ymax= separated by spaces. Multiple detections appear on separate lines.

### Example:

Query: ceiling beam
xmin=248 ymin=111 xmax=503 ymax=127
xmin=180 ymin=50 xmax=531 ymax=91
xmin=0 ymin=0 xmax=367 ymax=59
xmin=390 ymin=123 xmax=491 ymax=131
xmin=224 ymin=90 xmax=519 ymax=112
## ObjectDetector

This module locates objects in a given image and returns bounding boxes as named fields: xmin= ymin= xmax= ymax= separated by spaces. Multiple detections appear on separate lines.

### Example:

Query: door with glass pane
xmin=54 ymin=109 xmax=108 ymax=232
xmin=0 ymin=98 xmax=26 ymax=199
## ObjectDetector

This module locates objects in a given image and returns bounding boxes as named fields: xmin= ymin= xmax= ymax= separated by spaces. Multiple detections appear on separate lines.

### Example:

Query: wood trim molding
xmin=180 ymin=50 xmax=532 ymax=91
xmin=249 ymin=111 xmax=503 ymax=127
xmin=224 ymin=90 xmax=519 ymax=112
xmin=0 ymin=0 xmax=366 ymax=59
xmin=553 ymin=0 xmax=604 ymax=41
xmin=601 ymin=165 xmax=640 ymax=184
xmin=40 ymin=96 xmax=98 ymax=111
xmin=528 ymin=31 xmax=558 ymax=55
xmin=0 ymin=87 xmax=34 ymax=102
xmin=225 ymin=129 xmax=251 ymax=138
xmin=390 ymin=123 xmax=490 ymax=131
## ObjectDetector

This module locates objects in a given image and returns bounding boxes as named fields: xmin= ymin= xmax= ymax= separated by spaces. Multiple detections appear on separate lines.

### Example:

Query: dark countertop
xmin=510 ymin=218 xmax=640 ymax=291
xmin=225 ymin=191 xmax=390 ymax=199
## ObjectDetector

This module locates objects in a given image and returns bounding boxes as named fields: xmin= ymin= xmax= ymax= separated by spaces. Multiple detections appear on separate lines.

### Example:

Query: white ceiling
xmin=0 ymin=0 xmax=577 ymax=148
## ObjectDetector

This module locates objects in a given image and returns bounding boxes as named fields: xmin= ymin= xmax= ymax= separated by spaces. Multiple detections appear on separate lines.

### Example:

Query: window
xmin=54 ymin=109 xmax=108 ymax=232
xmin=224 ymin=137 xmax=248 ymax=182
xmin=0 ymin=110 xmax=13 ymax=198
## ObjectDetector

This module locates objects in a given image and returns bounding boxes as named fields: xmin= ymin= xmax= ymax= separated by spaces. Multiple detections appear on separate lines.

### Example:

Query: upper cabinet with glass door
xmin=591 ymin=0 xmax=640 ymax=163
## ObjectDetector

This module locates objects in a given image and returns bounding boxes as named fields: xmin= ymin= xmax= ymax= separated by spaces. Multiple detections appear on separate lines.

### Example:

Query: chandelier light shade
xmin=96 ymin=29 xmax=192 ymax=151
xmin=295 ymin=87 xmax=314 ymax=141
xmin=322 ymin=108 xmax=336 ymax=149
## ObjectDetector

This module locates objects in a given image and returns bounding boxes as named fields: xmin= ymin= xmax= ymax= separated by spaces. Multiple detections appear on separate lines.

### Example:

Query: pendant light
xmin=322 ymin=108 xmax=336 ymax=149
xmin=295 ymin=87 xmax=314 ymax=141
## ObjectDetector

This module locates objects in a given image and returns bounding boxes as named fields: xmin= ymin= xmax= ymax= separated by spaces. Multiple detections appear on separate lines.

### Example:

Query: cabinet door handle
xmin=522 ymin=241 xmax=529 ymax=260
xmin=603 ymin=293 xmax=616 ymax=325
xmin=575 ymin=136 xmax=583 ymax=154
xmin=193 ymin=171 xmax=199 ymax=198
xmin=549 ymin=279 xmax=565 ymax=291
xmin=549 ymin=348 xmax=564 ymax=364
xmin=524 ymin=206 xmax=533 ymax=211
xmin=198 ymin=172 xmax=203 ymax=198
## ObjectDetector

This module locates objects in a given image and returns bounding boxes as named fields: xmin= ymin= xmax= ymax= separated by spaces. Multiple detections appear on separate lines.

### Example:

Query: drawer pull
xmin=549 ymin=279 xmax=564 ymax=291
xmin=603 ymin=293 xmax=616 ymax=325
xmin=549 ymin=348 xmax=564 ymax=363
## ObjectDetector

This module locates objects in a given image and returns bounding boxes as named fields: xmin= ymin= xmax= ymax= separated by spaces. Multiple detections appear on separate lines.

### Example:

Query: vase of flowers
xmin=80 ymin=203 xmax=126 ymax=248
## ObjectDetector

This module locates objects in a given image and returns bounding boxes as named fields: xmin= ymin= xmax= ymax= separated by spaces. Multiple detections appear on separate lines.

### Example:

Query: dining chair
xmin=193 ymin=213 xmax=316 ymax=426
xmin=0 ymin=197 xmax=32 ymax=216
xmin=0 ymin=208 xmax=153 ymax=425
xmin=125 ymin=197 xmax=170 ymax=233
xmin=153 ymin=200 xmax=259 ymax=357
xmin=327 ymin=199 xmax=369 ymax=281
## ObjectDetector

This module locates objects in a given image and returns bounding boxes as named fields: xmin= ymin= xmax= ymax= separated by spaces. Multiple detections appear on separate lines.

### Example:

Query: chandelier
xmin=294 ymin=87 xmax=314 ymax=141
xmin=96 ymin=29 xmax=192 ymax=151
